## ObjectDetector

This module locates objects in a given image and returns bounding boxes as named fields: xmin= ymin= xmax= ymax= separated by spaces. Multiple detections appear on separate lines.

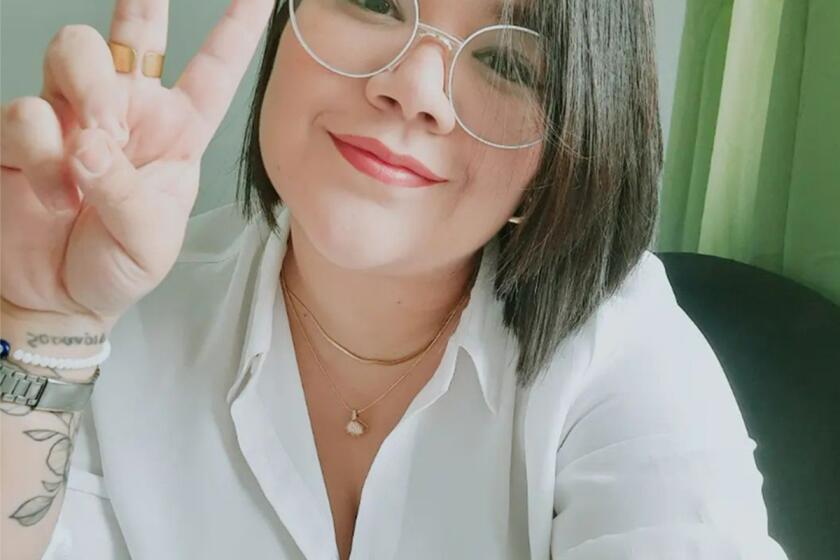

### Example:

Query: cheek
xmin=259 ymin=26 xmax=325 ymax=198
xmin=461 ymin=143 xmax=542 ymax=215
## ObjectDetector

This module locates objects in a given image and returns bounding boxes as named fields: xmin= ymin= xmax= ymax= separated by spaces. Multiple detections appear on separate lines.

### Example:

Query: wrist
xmin=1 ymin=298 xmax=111 ymax=382
xmin=1 ymin=296 xmax=114 ymax=334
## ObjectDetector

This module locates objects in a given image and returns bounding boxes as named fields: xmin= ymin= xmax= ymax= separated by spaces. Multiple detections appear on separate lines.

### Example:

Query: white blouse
xmin=43 ymin=203 xmax=789 ymax=559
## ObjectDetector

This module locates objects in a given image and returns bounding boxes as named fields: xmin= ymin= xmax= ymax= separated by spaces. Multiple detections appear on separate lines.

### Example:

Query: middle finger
xmin=109 ymin=0 xmax=170 ymax=80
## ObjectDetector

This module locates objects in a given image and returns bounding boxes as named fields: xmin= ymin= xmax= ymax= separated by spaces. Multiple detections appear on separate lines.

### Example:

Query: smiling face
xmin=259 ymin=0 xmax=544 ymax=274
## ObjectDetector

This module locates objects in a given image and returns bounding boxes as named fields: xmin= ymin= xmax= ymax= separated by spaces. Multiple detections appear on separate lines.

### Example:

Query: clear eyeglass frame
xmin=287 ymin=0 xmax=545 ymax=150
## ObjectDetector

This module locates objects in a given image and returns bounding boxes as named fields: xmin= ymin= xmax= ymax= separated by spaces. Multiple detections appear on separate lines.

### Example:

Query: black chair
xmin=655 ymin=251 xmax=840 ymax=560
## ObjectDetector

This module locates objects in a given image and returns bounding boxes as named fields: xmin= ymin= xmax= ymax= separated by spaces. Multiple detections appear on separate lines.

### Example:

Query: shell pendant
xmin=345 ymin=409 xmax=368 ymax=437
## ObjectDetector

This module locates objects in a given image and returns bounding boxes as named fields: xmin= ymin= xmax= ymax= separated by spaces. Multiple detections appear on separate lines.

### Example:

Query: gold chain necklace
xmin=280 ymin=268 xmax=471 ymax=437
xmin=284 ymin=277 xmax=432 ymax=366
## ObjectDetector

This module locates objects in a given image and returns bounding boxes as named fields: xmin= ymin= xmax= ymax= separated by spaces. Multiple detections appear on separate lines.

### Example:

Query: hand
xmin=0 ymin=0 xmax=275 ymax=326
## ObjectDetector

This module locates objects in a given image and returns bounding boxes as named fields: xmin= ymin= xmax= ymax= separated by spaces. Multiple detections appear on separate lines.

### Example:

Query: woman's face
xmin=259 ymin=0 xmax=543 ymax=275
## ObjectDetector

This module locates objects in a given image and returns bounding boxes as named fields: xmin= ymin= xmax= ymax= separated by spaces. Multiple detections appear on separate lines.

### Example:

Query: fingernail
xmin=73 ymin=133 xmax=112 ymax=178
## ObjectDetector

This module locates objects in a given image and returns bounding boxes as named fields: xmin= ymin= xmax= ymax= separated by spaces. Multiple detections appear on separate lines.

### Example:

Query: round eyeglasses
xmin=288 ymin=0 xmax=547 ymax=150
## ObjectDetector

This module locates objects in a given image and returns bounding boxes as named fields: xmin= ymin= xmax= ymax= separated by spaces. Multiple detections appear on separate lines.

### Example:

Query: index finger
xmin=174 ymin=0 xmax=275 ymax=141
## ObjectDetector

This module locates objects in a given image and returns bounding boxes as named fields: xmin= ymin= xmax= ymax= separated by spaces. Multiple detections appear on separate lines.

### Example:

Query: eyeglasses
xmin=288 ymin=0 xmax=547 ymax=150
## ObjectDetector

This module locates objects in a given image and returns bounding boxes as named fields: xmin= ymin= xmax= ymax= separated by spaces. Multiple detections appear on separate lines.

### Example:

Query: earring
xmin=508 ymin=190 xmax=533 ymax=225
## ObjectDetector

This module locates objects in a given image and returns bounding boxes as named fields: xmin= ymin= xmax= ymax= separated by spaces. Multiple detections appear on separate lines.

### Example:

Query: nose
xmin=364 ymin=33 xmax=458 ymax=137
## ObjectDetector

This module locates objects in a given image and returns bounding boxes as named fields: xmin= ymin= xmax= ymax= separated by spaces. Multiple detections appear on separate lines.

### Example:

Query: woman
xmin=0 ymin=0 xmax=789 ymax=558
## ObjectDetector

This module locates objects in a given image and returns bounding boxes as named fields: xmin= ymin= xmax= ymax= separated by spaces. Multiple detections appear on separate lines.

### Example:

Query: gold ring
xmin=108 ymin=40 xmax=165 ymax=78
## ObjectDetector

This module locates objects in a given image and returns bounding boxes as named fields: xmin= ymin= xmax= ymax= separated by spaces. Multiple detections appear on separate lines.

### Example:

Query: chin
xmin=291 ymin=200 xmax=422 ymax=271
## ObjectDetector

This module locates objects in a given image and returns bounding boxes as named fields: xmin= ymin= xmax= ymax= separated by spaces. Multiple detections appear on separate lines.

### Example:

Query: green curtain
xmin=656 ymin=0 xmax=840 ymax=305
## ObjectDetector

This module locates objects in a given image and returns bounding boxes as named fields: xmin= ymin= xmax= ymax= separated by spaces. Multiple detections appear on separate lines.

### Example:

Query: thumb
xmin=67 ymin=127 xmax=155 ymax=271
xmin=68 ymin=127 xmax=131 ymax=205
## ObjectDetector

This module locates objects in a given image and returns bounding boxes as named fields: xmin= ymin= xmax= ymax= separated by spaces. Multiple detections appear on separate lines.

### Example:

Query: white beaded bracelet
xmin=11 ymin=339 xmax=111 ymax=370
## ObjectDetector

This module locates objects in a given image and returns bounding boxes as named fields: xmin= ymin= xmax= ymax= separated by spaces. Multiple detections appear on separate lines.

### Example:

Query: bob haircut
xmin=236 ymin=0 xmax=663 ymax=389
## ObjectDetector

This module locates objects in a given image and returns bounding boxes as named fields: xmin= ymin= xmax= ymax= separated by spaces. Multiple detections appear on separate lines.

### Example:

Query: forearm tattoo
xmin=1 ymin=361 xmax=82 ymax=528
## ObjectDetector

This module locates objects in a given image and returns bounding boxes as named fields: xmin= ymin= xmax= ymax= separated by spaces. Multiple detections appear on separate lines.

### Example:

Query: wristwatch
xmin=0 ymin=360 xmax=100 ymax=412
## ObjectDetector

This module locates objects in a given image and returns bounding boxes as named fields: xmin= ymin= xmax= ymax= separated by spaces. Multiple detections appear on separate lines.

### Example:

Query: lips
xmin=329 ymin=132 xmax=446 ymax=184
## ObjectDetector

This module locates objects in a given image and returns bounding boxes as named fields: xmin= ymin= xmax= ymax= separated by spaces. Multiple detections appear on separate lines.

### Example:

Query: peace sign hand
xmin=0 ymin=0 xmax=275 ymax=330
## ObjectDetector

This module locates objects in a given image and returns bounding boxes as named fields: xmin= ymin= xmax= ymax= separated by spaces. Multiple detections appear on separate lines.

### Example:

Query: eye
xmin=474 ymin=48 xmax=538 ymax=88
xmin=345 ymin=0 xmax=402 ymax=19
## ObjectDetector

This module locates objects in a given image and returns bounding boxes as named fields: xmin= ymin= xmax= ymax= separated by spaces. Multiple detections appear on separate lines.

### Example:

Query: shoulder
xmin=176 ymin=202 xmax=255 ymax=264
xmin=551 ymin=249 xmax=751 ymax=456
xmin=591 ymin=249 xmax=724 ymax=385
xmin=590 ymin=250 xmax=701 ymax=367
xmin=544 ymin=252 xmax=786 ymax=558
xmin=526 ymin=250 xmax=747 ymax=445
xmin=536 ymin=250 xmax=689 ymax=385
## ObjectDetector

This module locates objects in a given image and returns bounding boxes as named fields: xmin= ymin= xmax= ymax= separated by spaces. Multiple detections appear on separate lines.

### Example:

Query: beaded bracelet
xmin=0 ymin=338 xmax=111 ymax=370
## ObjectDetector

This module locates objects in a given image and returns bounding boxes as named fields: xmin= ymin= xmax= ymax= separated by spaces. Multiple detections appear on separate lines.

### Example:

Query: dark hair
xmin=236 ymin=0 xmax=663 ymax=389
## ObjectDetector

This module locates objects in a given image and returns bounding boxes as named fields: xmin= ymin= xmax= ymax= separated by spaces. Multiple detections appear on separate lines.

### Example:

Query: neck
xmin=281 ymin=217 xmax=480 ymax=372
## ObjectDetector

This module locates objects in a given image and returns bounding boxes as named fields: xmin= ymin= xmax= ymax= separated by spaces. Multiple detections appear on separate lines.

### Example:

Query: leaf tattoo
xmin=9 ymin=495 xmax=56 ymax=527
xmin=46 ymin=436 xmax=72 ymax=477
xmin=22 ymin=429 xmax=64 ymax=442
xmin=3 ymin=361 xmax=81 ymax=528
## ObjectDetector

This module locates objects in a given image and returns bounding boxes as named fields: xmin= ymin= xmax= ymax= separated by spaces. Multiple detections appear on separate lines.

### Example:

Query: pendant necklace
xmin=280 ymin=268 xmax=471 ymax=437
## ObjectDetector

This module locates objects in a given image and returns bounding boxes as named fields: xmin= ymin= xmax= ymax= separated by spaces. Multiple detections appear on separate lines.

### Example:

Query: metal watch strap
xmin=0 ymin=361 xmax=100 ymax=412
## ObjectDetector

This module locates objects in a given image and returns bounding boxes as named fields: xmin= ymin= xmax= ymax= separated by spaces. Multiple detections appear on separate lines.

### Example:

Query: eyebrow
xmin=488 ymin=0 xmax=538 ymax=29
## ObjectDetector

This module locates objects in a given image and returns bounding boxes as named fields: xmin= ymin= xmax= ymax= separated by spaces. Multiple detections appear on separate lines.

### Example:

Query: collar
xmin=226 ymin=205 xmax=513 ymax=415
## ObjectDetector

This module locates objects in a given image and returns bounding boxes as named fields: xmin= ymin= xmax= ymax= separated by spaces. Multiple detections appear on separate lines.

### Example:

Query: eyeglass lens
xmin=290 ymin=0 xmax=546 ymax=148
